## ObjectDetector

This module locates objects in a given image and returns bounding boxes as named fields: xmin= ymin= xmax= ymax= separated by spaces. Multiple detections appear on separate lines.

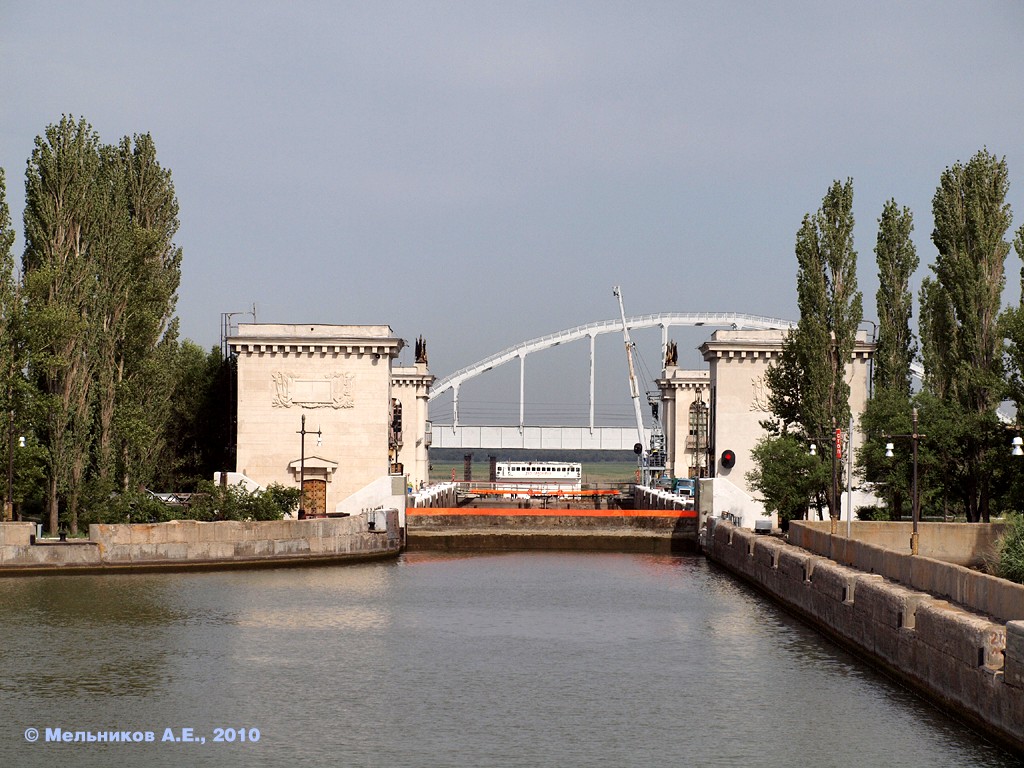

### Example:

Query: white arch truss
xmin=430 ymin=312 xmax=797 ymax=431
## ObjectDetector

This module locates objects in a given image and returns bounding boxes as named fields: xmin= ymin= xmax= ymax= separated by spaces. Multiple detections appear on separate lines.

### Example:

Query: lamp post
xmin=5 ymin=408 xmax=13 ymax=523
xmin=885 ymin=407 xmax=924 ymax=555
xmin=297 ymin=414 xmax=322 ymax=519
xmin=807 ymin=424 xmax=846 ymax=530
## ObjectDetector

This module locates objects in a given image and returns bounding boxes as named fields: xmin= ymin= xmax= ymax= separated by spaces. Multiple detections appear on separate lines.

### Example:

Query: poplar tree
xmin=873 ymin=201 xmax=918 ymax=395
xmin=23 ymin=119 xmax=183 ymax=532
xmin=0 ymin=169 xmax=20 ymax=520
xmin=859 ymin=201 xmax=918 ymax=520
xmin=752 ymin=179 xmax=863 ymax=524
xmin=98 ymin=134 xmax=182 ymax=490
xmin=792 ymin=180 xmax=863 ymax=521
xmin=920 ymin=149 xmax=1011 ymax=523
xmin=1002 ymin=227 xmax=1024 ymax=411
xmin=22 ymin=116 xmax=102 ymax=534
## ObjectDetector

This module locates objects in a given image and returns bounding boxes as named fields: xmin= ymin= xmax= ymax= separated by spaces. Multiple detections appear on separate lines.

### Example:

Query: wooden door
xmin=303 ymin=479 xmax=327 ymax=516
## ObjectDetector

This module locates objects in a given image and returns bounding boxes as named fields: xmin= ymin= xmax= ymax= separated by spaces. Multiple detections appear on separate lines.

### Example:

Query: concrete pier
xmin=406 ymin=506 xmax=698 ymax=552
xmin=0 ymin=513 xmax=400 ymax=574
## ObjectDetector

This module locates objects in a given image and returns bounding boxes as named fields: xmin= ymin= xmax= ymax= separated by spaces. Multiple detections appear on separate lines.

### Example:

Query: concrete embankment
xmin=702 ymin=518 xmax=1024 ymax=754
xmin=0 ymin=512 xmax=400 ymax=575
xmin=406 ymin=507 xmax=698 ymax=552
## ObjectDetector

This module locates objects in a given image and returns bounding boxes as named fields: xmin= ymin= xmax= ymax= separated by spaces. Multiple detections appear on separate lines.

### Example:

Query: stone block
xmin=274 ymin=538 xmax=310 ymax=556
xmin=139 ymin=542 xmax=189 ymax=561
xmin=92 ymin=524 xmax=131 ymax=546
xmin=0 ymin=522 xmax=35 ymax=546
xmin=809 ymin=559 xmax=857 ymax=604
xmin=1005 ymin=621 xmax=1024 ymax=689
xmin=757 ymin=538 xmax=784 ymax=569
xmin=916 ymin=600 xmax=1005 ymax=670
xmin=852 ymin=575 xmax=921 ymax=629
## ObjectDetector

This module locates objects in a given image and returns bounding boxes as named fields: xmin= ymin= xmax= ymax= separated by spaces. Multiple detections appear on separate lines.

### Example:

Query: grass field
xmin=428 ymin=460 xmax=640 ymax=485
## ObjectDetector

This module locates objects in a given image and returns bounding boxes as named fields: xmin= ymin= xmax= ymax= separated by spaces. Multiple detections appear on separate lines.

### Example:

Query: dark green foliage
xmin=996 ymin=514 xmax=1024 ymax=584
xmin=184 ymin=482 xmax=299 ymax=522
xmin=747 ymin=434 xmax=830 ymax=529
xmin=920 ymin=149 xmax=1012 ymax=522
xmin=858 ymin=388 xmax=913 ymax=520
xmin=756 ymin=179 xmax=863 ymax=521
xmin=150 ymin=342 xmax=234 ymax=490
xmin=83 ymin=482 xmax=300 ymax=525
xmin=1001 ymin=225 xmax=1024 ymax=414
xmin=873 ymin=200 xmax=918 ymax=395
xmin=855 ymin=506 xmax=890 ymax=521
xmin=22 ymin=116 xmax=104 ymax=534
xmin=20 ymin=117 xmax=183 ymax=531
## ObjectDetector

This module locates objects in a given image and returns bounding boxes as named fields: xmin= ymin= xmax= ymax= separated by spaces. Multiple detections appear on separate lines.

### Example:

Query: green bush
xmin=182 ymin=481 xmax=300 ymax=521
xmin=996 ymin=514 xmax=1024 ymax=584
xmin=84 ymin=482 xmax=300 ymax=524
xmin=856 ymin=505 xmax=890 ymax=522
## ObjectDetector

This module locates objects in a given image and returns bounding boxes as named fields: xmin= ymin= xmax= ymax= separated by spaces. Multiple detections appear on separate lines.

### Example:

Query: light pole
xmin=297 ymin=414 xmax=322 ymax=519
xmin=808 ymin=425 xmax=846 ymax=530
xmin=885 ymin=407 xmax=925 ymax=555
xmin=5 ymin=408 xmax=13 ymax=523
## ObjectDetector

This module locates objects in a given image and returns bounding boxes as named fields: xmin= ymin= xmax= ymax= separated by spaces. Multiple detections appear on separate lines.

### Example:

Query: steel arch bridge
xmin=428 ymin=312 xmax=798 ymax=450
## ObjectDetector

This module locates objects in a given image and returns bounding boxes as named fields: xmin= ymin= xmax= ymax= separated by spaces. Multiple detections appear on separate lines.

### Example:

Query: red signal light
xmin=721 ymin=449 xmax=736 ymax=469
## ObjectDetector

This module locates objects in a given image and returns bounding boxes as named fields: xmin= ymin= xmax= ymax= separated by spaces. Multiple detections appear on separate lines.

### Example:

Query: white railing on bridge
xmin=428 ymin=311 xmax=796 ymax=432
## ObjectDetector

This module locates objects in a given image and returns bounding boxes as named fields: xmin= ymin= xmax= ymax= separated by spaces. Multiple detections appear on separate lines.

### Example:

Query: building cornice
xmin=231 ymin=338 xmax=404 ymax=358
xmin=700 ymin=339 xmax=874 ymax=362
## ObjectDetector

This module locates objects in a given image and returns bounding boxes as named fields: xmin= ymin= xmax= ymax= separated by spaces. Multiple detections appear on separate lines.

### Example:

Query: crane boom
xmin=613 ymin=286 xmax=646 ymax=453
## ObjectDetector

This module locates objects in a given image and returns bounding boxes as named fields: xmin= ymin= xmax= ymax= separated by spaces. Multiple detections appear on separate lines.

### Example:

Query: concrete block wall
xmin=704 ymin=519 xmax=1024 ymax=753
xmin=0 ymin=522 xmax=35 ymax=546
xmin=0 ymin=514 xmax=399 ymax=571
xmin=409 ymin=483 xmax=459 ymax=508
xmin=789 ymin=521 xmax=1024 ymax=622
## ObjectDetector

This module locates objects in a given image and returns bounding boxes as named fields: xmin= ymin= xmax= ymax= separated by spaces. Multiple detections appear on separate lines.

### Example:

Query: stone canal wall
xmin=0 ymin=513 xmax=400 ymax=574
xmin=407 ymin=507 xmax=698 ymax=552
xmin=703 ymin=518 xmax=1024 ymax=753
xmin=788 ymin=520 xmax=1023 ymax=623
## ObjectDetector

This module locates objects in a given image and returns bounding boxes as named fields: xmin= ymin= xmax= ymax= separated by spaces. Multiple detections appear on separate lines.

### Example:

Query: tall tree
xmin=858 ymin=200 xmax=919 ymax=520
xmin=792 ymin=180 xmax=863 ymax=521
xmin=22 ymin=116 xmax=103 ymax=534
xmin=1002 ymin=226 xmax=1024 ymax=412
xmin=921 ymin=149 xmax=1011 ymax=522
xmin=95 ymin=133 xmax=181 ymax=490
xmin=873 ymin=200 xmax=918 ymax=395
xmin=752 ymin=180 xmax=863 ymax=524
xmin=0 ymin=168 xmax=20 ymax=521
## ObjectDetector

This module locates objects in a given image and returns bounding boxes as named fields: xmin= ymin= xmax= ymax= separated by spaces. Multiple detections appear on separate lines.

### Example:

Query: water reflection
xmin=0 ymin=553 xmax=1017 ymax=768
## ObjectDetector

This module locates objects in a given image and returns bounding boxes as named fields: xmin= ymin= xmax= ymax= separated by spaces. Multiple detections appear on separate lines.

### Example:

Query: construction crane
xmin=612 ymin=286 xmax=665 ymax=486
xmin=613 ymin=286 xmax=647 ymax=454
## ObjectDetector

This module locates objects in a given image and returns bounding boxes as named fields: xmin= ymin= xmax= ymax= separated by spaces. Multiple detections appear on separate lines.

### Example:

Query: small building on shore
xmin=229 ymin=324 xmax=433 ymax=519
xmin=652 ymin=328 xmax=876 ymax=528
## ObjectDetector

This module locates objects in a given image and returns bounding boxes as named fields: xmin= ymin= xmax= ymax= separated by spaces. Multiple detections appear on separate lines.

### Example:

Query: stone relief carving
xmin=750 ymin=374 xmax=770 ymax=413
xmin=331 ymin=372 xmax=356 ymax=409
xmin=271 ymin=372 xmax=356 ymax=409
xmin=271 ymin=372 xmax=294 ymax=407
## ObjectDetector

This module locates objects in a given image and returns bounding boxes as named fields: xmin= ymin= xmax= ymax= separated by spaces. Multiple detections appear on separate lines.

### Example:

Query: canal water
xmin=0 ymin=552 xmax=1017 ymax=767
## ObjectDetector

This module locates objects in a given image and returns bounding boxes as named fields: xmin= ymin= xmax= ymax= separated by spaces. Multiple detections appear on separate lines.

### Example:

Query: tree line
xmin=0 ymin=116 xmax=233 ymax=534
xmin=749 ymin=149 xmax=1024 ymax=528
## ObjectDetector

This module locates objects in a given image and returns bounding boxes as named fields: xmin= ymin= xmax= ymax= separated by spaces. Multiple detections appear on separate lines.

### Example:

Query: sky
xmin=3 ymin=1 xmax=1024 ymax=427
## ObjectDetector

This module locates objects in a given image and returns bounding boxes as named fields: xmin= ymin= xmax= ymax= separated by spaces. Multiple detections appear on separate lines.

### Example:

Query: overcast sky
xmin=3 ymin=1 xmax=1024 ymax=425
